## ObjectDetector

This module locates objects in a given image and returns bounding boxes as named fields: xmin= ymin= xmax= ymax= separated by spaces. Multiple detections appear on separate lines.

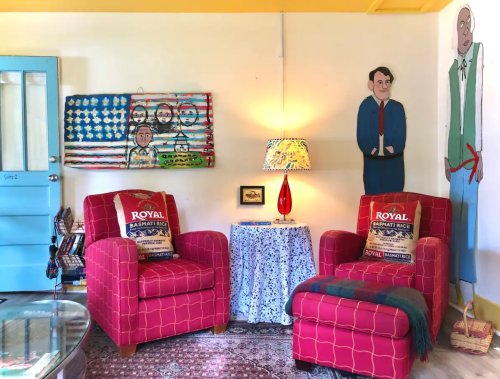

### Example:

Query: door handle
xmin=48 ymin=174 xmax=59 ymax=182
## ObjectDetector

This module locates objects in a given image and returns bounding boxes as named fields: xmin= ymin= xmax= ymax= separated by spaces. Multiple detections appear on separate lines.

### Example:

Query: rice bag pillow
xmin=362 ymin=200 xmax=422 ymax=265
xmin=114 ymin=191 xmax=174 ymax=262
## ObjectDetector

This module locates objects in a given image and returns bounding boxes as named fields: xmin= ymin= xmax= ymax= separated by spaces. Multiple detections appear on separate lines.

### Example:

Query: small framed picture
xmin=240 ymin=186 xmax=265 ymax=205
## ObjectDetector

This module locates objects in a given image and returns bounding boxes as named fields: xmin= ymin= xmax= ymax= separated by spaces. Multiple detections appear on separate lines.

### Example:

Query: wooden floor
xmin=1 ymin=292 xmax=499 ymax=379
xmin=411 ymin=307 xmax=500 ymax=379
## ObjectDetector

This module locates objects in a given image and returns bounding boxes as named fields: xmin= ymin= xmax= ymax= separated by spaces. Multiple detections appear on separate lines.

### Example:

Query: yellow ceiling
xmin=0 ymin=0 xmax=453 ymax=13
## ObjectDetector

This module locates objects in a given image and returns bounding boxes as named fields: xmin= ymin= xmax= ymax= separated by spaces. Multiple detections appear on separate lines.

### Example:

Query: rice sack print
xmin=114 ymin=191 xmax=174 ymax=262
xmin=362 ymin=201 xmax=422 ymax=265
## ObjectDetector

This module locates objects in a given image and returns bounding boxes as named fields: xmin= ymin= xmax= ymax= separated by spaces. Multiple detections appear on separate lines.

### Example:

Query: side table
xmin=229 ymin=222 xmax=316 ymax=325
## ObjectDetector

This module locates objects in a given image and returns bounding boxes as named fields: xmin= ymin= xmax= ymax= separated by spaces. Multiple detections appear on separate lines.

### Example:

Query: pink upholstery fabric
xmin=356 ymin=192 xmax=452 ymax=246
xmin=84 ymin=191 xmax=229 ymax=348
xmin=292 ymin=293 xmax=410 ymax=339
xmin=137 ymin=289 xmax=216 ymax=344
xmin=335 ymin=260 xmax=415 ymax=288
xmin=86 ymin=237 xmax=139 ymax=346
xmin=319 ymin=231 xmax=366 ymax=276
xmin=415 ymin=237 xmax=450 ymax=342
xmin=293 ymin=319 xmax=413 ymax=379
xmin=174 ymin=231 xmax=230 ymax=327
xmin=84 ymin=190 xmax=181 ymax=247
xmin=138 ymin=258 xmax=214 ymax=299
xmin=296 ymin=193 xmax=450 ymax=378
xmin=318 ymin=192 xmax=451 ymax=342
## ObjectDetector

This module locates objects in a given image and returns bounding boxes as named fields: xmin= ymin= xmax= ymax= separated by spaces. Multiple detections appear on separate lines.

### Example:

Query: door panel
xmin=0 ymin=247 xmax=52 ymax=291
xmin=0 ymin=72 xmax=23 ymax=171
xmin=0 ymin=215 xmax=52 ymax=245
xmin=0 ymin=186 xmax=51 ymax=214
xmin=0 ymin=57 xmax=60 ymax=292
xmin=26 ymin=72 xmax=49 ymax=171
xmin=0 ymin=246 xmax=48 ymax=265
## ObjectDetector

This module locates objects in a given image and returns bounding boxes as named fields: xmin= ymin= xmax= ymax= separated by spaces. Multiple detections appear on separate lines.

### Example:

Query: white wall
xmin=438 ymin=1 xmax=500 ymax=305
xmin=0 ymin=12 xmax=439 ymax=268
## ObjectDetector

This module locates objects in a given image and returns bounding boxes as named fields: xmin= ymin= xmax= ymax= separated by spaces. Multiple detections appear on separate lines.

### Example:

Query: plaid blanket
xmin=285 ymin=276 xmax=433 ymax=361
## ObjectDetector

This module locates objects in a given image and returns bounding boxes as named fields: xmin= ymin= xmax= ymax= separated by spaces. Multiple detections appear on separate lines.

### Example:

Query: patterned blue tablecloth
xmin=229 ymin=223 xmax=317 ymax=325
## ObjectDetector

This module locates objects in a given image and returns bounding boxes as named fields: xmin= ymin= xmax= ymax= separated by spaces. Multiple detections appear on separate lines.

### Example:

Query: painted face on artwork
xmin=136 ymin=126 xmax=153 ymax=148
xmin=179 ymin=102 xmax=197 ymax=126
xmin=132 ymin=106 xmax=148 ymax=124
xmin=156 ymin=103 xmax=173 ymax=125
xmin=368 ymin=71 xmax=392 ymax=101
xmin=457 ymin=8 xmax=473 ymax=56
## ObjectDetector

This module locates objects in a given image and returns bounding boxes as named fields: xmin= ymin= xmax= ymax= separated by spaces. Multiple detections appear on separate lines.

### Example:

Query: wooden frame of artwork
xmin=240 ymin=186 xmax=265 ymax=205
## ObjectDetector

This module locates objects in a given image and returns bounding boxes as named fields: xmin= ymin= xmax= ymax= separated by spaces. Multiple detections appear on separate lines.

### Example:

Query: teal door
xmin=0 ymin=56 xmax=60 ymax=292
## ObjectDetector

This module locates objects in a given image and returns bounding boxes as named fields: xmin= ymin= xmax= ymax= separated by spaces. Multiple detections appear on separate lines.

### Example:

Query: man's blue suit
xmin=357 ymin=96 xmax=406 ymax=195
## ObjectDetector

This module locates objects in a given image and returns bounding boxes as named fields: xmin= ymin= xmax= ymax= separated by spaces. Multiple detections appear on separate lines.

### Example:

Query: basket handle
xmin=463 ymin=300 xmax=476 ymax=337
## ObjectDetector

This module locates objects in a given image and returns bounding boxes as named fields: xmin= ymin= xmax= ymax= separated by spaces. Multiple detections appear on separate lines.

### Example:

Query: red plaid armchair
xmin=319 ymin=192 xmax=452 ymax=341
xmin=292 ymin=192 xmax=452 ymax=379
xmin=84 ymin=190 xmax=230 ymax=356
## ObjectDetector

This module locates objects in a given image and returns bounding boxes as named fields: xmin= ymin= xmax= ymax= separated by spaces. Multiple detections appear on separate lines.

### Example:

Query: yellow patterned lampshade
xmin=262 ymin=138 xmax=311 ymax=171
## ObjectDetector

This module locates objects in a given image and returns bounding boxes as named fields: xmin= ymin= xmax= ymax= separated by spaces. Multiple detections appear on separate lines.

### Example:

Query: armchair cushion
xmin=335 ymin=260 xmax=415 ymax=288
xmin=138 ymin=258 xmax=214 ymax=299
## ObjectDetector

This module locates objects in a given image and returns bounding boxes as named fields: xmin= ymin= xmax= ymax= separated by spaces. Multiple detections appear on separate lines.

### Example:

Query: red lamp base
xmin=278 ymin=172 xmax=292 ymax=220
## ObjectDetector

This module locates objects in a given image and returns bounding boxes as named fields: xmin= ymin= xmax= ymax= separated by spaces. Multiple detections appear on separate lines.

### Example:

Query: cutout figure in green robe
xmin=445 ymin=4 xmax=484 ymax=305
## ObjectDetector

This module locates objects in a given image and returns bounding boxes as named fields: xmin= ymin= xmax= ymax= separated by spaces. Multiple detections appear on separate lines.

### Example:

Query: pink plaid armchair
xmin=84 ymin=190 xmax=230 ymax=356
xmin=292 ymin=193 xmax=452 ymax=379
xmin=319 ymin=192 xmax=452 ymax=340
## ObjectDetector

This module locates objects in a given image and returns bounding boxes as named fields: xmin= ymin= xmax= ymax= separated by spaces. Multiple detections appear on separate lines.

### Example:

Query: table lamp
xmin=263 ymin=138 xmax=311 ymax=220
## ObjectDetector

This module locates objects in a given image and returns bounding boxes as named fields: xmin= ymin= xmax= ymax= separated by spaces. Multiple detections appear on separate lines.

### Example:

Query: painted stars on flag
xmin=63 ymin=94 xmax=132 ymax=169
xmin=64 ymin=95 xmax=131 ymax=142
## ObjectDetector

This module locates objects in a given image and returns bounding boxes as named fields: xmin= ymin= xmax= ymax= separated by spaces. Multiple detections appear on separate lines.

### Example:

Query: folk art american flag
xmin=63 ymin=93 xmax=214 ymax=169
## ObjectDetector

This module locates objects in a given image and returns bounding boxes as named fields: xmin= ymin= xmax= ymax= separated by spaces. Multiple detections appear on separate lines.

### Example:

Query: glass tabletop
xmin=0 ymin=301 xmax=90 ymax=378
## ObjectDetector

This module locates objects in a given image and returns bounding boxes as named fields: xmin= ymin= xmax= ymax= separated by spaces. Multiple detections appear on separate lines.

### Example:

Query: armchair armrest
xmin=174 ymin=231 xmax=230 ymax=325
xmin=319 ymin=231 xmax=367 ymax=275
xmin=415 ymin=237 xmax=450 ymax=342
xmin=86 ymin=237 xmax=139 ymax=346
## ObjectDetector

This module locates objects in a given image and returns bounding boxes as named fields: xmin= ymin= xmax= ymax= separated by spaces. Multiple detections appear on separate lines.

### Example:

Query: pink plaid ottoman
xmin=292 ymin=292 xmax=414 ymax=379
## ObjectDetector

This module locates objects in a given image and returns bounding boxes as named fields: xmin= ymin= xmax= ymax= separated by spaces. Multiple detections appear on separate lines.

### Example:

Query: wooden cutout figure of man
xmin=445 ymin=5 xmax=483 ymax=304
xmin=357 ymin=67 xmax=406 ymax=195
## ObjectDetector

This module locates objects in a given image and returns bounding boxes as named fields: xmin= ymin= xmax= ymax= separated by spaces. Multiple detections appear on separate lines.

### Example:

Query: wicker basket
xmin=450 ymin=301 xmax=494 ymax=356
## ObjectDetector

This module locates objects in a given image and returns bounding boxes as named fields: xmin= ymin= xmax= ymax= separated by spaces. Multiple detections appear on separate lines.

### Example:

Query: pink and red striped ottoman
xmin=292 ymin=292 xmax=414 ymax=379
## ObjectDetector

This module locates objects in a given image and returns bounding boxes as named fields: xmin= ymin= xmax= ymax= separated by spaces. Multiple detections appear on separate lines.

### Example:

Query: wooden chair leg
xmin=210 ymin=324 xmax=227 ymax=334
xmin=117 ymin=344 xmax=137 ymax=357
xmin=295 ymin=359 xmax=313 ymax=372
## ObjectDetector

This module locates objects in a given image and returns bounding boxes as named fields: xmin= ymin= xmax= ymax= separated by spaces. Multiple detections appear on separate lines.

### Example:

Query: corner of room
xmin=0 ymin=0 xmax=499 ymax=378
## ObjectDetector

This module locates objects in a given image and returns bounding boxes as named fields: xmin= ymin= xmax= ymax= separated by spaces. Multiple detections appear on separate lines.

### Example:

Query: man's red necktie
xmin=379 ymin=100 xmax=385 ymax=136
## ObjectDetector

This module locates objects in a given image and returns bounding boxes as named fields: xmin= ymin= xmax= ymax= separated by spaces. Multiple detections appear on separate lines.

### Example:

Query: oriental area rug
xmin=83 ymin=321 xmax=367 ymax=379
